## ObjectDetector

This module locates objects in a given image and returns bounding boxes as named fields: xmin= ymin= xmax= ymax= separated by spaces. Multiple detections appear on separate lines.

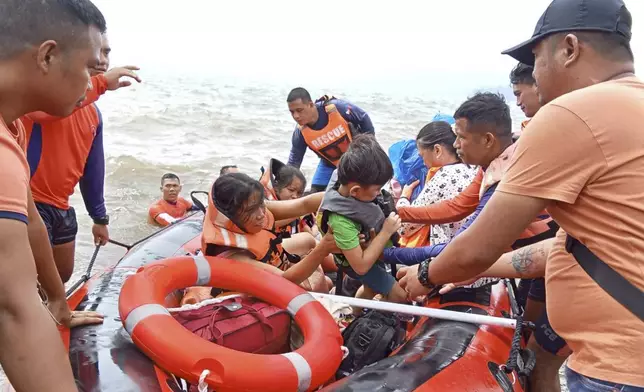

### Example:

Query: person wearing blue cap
xmin=398 ymin=0 xmax=644 ymax=391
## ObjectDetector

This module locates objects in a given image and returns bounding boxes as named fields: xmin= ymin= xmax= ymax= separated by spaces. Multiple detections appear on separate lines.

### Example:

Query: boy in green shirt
xmin=318 ymin=135 xmax=408 ymax=306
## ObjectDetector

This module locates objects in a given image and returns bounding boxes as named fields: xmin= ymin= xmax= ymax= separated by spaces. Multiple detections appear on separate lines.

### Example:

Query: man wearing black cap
xmin=397 ymin=0 xmax=644 ymax=390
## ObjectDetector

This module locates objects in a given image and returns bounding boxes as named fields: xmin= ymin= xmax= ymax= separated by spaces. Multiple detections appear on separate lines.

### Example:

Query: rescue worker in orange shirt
xmin=23 ymin=32 xmax=141 ymax=283
xmin=0 ymin=1 xmax=115 ymax=390
xmin=148 ymin=173 xmax=199 ymax=227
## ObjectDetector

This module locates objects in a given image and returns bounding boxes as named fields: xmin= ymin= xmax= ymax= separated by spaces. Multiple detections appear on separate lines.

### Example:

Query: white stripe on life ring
xmin=193 ymin=254 xmax=211 ymax=286
xmin=281 ymin=352 xmax=312 ymax=392
xmin=124 ymin=304 xmax=171 ymax=335
xmin=286 ymin=293 xmax=315 ymax=317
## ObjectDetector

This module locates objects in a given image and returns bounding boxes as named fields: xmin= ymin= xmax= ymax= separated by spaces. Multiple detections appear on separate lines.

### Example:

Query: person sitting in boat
xmin=318 ymin=134 xmax=408 ymax=308
xmin=286 ymin=87 xmax=375 ymax=193
xmin=382 ymin=93 xmax=557 ymax=270
xmin=396 ymin=120 xmax=478 ymax=248
xmin=259 ymin=158 xmax=336 ymax=274
xmin=202 ymin=172 xmax=336 ymax=289
xmin=148 ymin=173 xmax=199 ymax=227
xmin=220 ymin=164 xmax=239 ymax=175
xmin=259 ymin=158 xmax=316 ymax=234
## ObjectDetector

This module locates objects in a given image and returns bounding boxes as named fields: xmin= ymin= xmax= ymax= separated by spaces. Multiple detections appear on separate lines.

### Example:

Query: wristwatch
xmin=417 ymin=259 xmax=437 ymax=289
xmin=92 ymin=215 xmax=110 ymax=225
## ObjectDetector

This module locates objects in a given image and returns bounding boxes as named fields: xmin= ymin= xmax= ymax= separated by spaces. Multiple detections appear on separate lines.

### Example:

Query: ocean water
xmin=1 ymin=70 xmax=570 ymax=390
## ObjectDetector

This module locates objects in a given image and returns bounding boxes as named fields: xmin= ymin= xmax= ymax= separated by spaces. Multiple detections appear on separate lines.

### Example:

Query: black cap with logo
xmin=502 ymin=0 xmax=632 ymax=65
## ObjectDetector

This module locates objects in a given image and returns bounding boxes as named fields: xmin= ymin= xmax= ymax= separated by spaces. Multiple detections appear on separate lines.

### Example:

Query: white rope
xmin=166 ymin=293 xmax=246 ymax=313
xmin=197 ymin=369 xmax=210 ymax=392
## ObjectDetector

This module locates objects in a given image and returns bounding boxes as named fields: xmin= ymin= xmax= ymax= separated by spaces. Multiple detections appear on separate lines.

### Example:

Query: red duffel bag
xmin=172 ymin=296 xmax=291 ymax=354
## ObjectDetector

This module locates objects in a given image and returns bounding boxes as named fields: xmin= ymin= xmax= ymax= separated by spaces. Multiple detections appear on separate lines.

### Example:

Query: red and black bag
xmin=172 ymin=296 xmax=291 ymax=354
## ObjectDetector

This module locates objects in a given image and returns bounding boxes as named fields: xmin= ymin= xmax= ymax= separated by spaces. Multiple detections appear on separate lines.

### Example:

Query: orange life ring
xmin=118 ymin=255 xmax=343 ymax=392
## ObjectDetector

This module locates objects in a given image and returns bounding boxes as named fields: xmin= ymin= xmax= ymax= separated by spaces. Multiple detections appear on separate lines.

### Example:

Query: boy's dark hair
xmin=337 ymin=134 xmax=393 ymax=187
xmin=0 ymin=0 xmax=107 ymax=59
xmin=212 ymin=173 xmax=265 ymax=230
xmin=454 ymin=92 xmax=513 ymax=139
xmin=287 ymin=87 xmax=312 ymax=103
xmin=274 ymin=165 xmax=307 ymax=195
xmin=509 ymin=62 xmax=535 ymax=85
xmin=161 ymin=173 xmax=180 ymax=185
xmin=220 ymin=165 xmax=238 ymax=175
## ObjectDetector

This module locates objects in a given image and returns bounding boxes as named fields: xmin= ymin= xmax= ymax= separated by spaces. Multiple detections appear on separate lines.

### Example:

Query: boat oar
xmin=310 ymin=292 xmax=518 ymax=329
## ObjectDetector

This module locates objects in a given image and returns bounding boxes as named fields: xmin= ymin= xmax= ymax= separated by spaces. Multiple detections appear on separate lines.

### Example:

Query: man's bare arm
xmin=427 ymin=191 xmax=550 ymax=284
xmin=26 ymin=189 xmax=69 ymax=321
xmin=0 ymin=219 xmax=78 ymax=391
xmin=439 ymin=238 xmax=554 ymax=294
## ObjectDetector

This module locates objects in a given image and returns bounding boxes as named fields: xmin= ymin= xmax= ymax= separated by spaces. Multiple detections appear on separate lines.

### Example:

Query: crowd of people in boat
xmin=0 ymin=0 xmax=643 ymax=391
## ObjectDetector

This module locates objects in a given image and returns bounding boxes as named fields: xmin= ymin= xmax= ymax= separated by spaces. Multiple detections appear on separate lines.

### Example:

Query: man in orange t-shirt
xmin=23 ymin=33 xmax=141 ymax=283
xmin=0 ymin=1 xmax=110 ymax=390
xmin=399 ymin=0 xmax=644 ymax=390
xmin=148 ymin=173 xmax=197 ymax=227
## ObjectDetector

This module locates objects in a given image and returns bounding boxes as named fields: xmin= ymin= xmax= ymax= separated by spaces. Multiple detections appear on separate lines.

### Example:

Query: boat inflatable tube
xmin=118 ymin=254 xmax=343 ymax=392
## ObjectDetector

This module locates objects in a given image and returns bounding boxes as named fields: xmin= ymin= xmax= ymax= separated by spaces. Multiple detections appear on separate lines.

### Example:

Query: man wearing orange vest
xmin=286 ymin=87 xmax=375 ymax=192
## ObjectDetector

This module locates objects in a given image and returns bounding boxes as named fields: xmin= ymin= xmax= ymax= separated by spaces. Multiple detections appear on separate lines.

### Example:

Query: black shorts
xmin=36 ymin=202 xmax=78 ymax=245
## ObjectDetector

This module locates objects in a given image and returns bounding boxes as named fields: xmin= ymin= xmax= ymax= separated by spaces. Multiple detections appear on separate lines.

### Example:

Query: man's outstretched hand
xmin=104 ymin=65 xmax=142 ymax=90
xmin=47 ymin=298 xmax=104 ymax=328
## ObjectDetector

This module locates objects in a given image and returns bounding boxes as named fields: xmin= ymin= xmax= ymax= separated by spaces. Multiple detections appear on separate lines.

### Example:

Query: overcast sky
xmin=94 ymin=0 xmax=643 ymax=94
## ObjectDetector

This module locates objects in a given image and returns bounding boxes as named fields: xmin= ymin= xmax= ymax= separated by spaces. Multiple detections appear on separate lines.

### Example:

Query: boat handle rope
xmin=66 ymin=209 xmax=202 ymax=299
xmin=65 ymin=244 xmax=101 ymax=297
xmin=107 ymin=211 xmax=200 ymax=251
xmin=197 ymin=369 xmax=210 ymax=392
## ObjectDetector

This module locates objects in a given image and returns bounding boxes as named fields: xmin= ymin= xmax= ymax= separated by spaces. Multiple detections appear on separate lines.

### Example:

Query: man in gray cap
xmin=398 ymin=0 xmax=644 ymax=390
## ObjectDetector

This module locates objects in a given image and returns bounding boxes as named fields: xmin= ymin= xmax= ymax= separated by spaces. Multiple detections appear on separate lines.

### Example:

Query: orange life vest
xmin=258 ymin=158 xmax=312 ymax=236
xmin=300 ymin=103 xmax=353 ymax=166
xmin=201 ymin=192 xmax=290 ymax=271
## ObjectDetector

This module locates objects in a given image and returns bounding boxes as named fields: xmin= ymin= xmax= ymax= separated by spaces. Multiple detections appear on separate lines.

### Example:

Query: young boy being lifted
xmin=318 ymin=135 xmax=407 ymax=308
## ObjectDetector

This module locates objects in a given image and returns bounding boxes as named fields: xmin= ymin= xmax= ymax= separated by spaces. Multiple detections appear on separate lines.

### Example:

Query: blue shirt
xmin=287 ymin=98 xmax=375 ymax=169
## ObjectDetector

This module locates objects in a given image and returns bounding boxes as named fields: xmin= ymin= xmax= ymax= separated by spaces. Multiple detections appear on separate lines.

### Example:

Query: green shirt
xmin=319 ymin=212 xmax=392 ymax=269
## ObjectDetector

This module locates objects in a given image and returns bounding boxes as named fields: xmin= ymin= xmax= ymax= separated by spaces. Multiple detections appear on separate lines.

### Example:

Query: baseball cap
xmin=502 ymin=0 xmax=632 ymax=65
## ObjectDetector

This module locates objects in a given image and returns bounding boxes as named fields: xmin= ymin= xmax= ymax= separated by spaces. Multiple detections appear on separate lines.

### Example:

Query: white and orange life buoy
xmin=118 ymin=255 xmax=343 ymax=392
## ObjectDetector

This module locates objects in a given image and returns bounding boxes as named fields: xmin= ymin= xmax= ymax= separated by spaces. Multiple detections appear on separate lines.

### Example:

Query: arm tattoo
xmin=510 ymin=243 xmax=548 ymax=276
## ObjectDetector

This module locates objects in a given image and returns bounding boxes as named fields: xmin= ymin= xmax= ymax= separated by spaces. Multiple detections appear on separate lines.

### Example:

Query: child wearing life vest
xmin=259 ymin=159 xmax=316 ymax=236
xmin=259 ymin=159 xmax=335 ymax=275
xmin=318 ymin=135 xmax=408 ymax=309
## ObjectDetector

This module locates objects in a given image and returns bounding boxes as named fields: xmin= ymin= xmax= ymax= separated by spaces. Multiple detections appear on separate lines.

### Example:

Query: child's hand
xmin=383 ymin=212 xmax=402 ymax=235
xmin=358 ymin=228 xmax=377 ymax=250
